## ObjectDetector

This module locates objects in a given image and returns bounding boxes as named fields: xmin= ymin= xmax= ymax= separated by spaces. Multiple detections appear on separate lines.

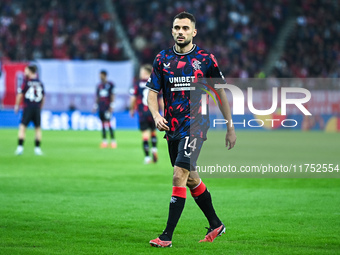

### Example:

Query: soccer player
xmin=14 ymin=65 xmax=45 ymax=155
xmin=94 ymin=70 xmax=116 ymax=148
xmin=147 ymin=12 xmax=236 ymax=247
xmin=130 ymin=64 xmax=162 ymax=164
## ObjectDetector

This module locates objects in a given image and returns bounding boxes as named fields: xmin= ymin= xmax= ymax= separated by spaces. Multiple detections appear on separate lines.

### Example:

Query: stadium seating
xmin=115 ymin=0 xmax=289 ymax=77
xmin=273 ymin=0 xmax=340 ymax=78
xmin=1 ymin=0 xmax=339 ymax=78
xmin=0 ymin=0 xmax=125 ymax=61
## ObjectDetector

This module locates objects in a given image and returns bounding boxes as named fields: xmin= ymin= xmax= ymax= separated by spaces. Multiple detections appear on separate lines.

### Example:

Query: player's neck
xmin=174 ymin=42 xmax=194 ymax=54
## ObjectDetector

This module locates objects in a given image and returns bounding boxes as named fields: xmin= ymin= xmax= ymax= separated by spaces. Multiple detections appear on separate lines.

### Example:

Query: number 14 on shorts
xmin=184 ymin=136 xmax=197 ymax=157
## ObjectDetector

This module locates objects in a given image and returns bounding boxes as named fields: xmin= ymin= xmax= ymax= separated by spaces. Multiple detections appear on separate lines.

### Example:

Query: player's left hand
xmin=14 ymin=105 xmax=19 ymax=114
xmin=225 ymin=129 xmax=236 ymax=150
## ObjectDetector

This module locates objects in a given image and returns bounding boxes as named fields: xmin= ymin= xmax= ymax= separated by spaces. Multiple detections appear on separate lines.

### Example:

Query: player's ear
xmin=193 ymin=28 xmax=197 ymax=37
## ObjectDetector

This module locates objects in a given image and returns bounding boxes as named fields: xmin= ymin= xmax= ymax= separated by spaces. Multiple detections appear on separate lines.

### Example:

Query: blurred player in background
xmin=93 ymin=70 xmax=116 ymax=148
xmin=147 ymin=12 xmax=236 ymax=247
xmin=14 ymin=65 xmax=45 ymax=155
xmin=130 ymin=64 xmax=163 ymax=164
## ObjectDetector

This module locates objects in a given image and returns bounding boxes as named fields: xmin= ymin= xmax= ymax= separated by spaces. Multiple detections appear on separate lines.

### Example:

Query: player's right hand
xmin=155 ymin=115 xmax=169 ymax=131
xmin=14 ymin=105 xmax=19 ymax=114
xmin=129 ymin=109 xmax=135 ymax=118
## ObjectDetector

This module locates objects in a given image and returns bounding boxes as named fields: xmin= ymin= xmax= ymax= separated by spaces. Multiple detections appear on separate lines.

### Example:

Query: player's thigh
xmin=175 ymin=136 xmax=204 ymax=171
xmin=167 ymin=140 xmax=180 ymax=167
xmin=21 ymin=108 xmax=33 ymax=126
xmin=99 ymin=111 xmax=111 ymax=122
xmin=104 ymin=110 xmax=111 ymax=121
xmin=148 ymin=117 xmax=156 ymax=131
xmin=99 ymin=111 xmax=105 ymax=122
xmin=32 ymin=108 xmax=41 ymax=128
xmin=139 ymin=120 xmax=149 ymax=132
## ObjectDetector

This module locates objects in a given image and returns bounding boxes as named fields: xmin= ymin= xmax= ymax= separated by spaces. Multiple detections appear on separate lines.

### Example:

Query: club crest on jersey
xmin=163 ymin=63 xmax=170 ymax=69
xmin=192 ymin=60 xmax=201 ymax=71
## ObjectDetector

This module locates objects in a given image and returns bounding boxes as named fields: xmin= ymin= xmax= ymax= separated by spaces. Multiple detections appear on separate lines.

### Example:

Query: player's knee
xmin=172 ymin=174 xmax=185 ymax=186
xmin=186 ymin=177 xmax=200 ymax=189
xmin=173 ymin=166 xmax=189 ymax=186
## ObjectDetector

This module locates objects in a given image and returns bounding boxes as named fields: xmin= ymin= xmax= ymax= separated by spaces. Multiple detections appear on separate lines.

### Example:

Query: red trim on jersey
xmin=190 ymin=181 xmax=206 ymax=197
xmin=172 ymin=186 xmax=187 ymax=198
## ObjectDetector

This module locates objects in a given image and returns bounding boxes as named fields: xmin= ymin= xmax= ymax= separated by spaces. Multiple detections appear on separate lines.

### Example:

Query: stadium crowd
xmin=0 ymin=0 xmax=124 ymax=61
xmin=1 ymin=0 xmax=339 ymax=78
xmin=117 ymin=0 xmax=289 ymax=78
xmin=273 ymin=0 xmax=340 ymax=78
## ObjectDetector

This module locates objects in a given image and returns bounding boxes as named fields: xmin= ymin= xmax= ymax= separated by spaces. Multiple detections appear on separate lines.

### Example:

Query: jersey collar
xmin=173 ymin=44 xmax=196 ymax=56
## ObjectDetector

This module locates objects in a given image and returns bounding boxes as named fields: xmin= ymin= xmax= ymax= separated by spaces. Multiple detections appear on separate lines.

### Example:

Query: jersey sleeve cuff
xmin=146 ymin=87 xmax=160 ymax=93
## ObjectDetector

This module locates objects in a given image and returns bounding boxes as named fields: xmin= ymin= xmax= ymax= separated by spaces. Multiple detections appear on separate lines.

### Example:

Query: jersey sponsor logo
xmin=163 ymin=63 xmax=170 ymax=69
xmin=169 ymin=76 xmax=196 ymax=91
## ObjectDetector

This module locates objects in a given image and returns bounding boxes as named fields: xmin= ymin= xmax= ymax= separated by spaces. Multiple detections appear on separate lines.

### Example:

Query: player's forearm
xmin=130 ymin=96 xmax=136 ymax=110
xmin=41 ymin=97 xmax=45 ymax=108
xmin=217 ymin=88 xmax=234 ymax=131
xmin=147 ymin=90 xmax=161 ymax=119
xmin=14 ymin=94 xmax=23 ymax=107
xmin=110 ymin=95 xmax=115 ymax=110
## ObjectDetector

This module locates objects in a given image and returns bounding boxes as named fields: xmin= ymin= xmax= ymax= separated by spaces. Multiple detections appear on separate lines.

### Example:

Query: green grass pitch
xmin=0 ymin=129 xmax=339 ymax=255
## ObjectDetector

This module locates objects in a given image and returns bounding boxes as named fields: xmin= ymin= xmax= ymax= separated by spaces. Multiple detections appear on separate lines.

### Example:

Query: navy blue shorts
xmin=167 ymin=136 xmax=204 ymax=171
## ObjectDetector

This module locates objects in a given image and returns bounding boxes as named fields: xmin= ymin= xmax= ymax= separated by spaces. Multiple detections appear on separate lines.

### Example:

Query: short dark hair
xmin=173 ymin=12 xmax=196 ymax=25
xmin=100 ymin=70 xmax=107 ymax=76
xmin=27 ymin=65 xmax=37 ymax=74
xmin=141 ymin=64 xmax=152 ymax=74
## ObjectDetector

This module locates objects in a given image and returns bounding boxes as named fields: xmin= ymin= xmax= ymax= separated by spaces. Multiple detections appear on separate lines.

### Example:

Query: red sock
xmin=190 ymin=180 xmax=206 ymax=197
xmin=172 ymin=186 xmax=186 ymax=198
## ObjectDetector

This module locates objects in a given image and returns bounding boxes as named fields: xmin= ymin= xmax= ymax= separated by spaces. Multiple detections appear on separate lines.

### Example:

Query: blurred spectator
xmin=0 ymin=0 xmax=125 ymax=61
xmin=116 ymin=0 xmax=289 ymax=78
xmin=2 ymin=0 xmax=338 ymax=79
xmin=273 ymin=0 xmax=340 ymax=78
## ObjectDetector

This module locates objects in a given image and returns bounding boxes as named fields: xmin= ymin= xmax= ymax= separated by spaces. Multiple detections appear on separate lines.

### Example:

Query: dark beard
xmin=175 ymin=39 xmax=191 ymax=48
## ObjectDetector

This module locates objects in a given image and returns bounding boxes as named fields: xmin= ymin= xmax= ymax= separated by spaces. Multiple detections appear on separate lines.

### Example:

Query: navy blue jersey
xmin=18 ymin=78 xmax=45 ymax=109
xmin=96 ymin=81 xmax=114 ymax=111
xmin=130 ymin=79 xmax=153 ymax=119
xmin=146 ymin=45 xmax=225 ymax=141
